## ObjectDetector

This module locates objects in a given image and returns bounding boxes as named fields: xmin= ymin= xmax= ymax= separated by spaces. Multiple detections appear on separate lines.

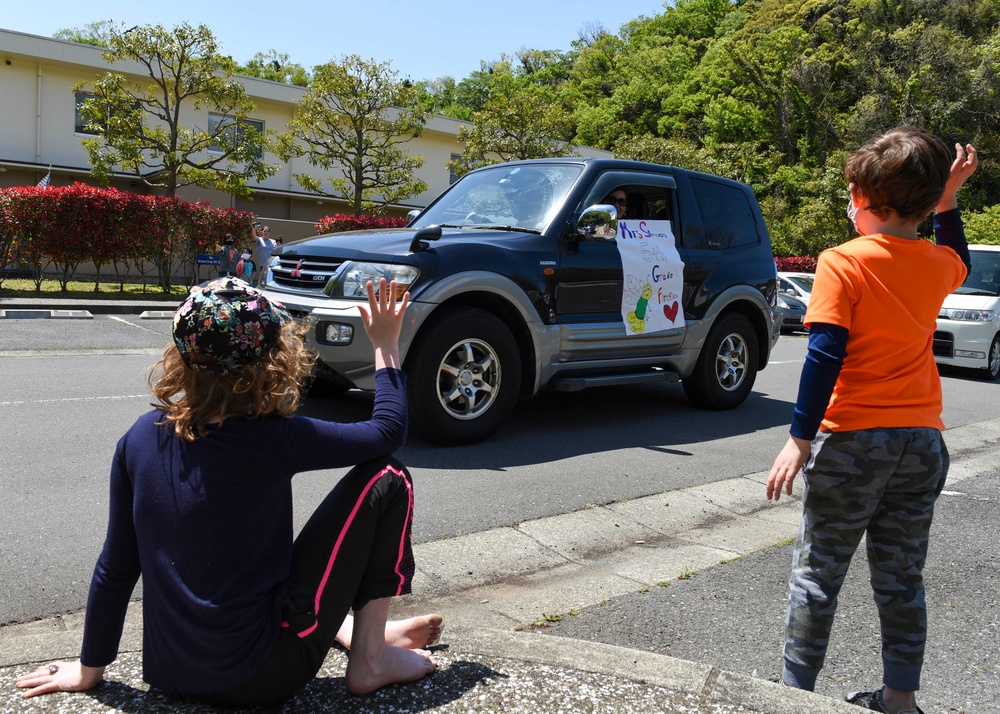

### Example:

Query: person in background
xmin=254 ymin=223 xmax=278 ymax=269
xmin=16 ymin=276 xmax=442 ymax=706
xmin=766 ymin=129 xmax=977 ymax=714
xmin=218 ymin=235 xmax=238 ymax=278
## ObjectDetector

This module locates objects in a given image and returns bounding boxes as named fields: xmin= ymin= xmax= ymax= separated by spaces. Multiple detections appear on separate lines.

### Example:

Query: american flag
xmin=36 ymin=170 xmax=51 ymax=188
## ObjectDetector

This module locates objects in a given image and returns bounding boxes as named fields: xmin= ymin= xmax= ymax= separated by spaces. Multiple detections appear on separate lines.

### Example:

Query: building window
xmin=74 ymin=92 xmax=99 ymax=135
xmin=208 ymin=113 xmax=264 ymax=158
xmin=75 ymin=91 xmax=140 ymax=136
xmin=449 ymin=154 xmax=462 ymax=185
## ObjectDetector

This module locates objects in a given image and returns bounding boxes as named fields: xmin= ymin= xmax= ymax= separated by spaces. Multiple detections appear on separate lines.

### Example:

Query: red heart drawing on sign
xmin=663 ymin=301 xmax=679 ymax=322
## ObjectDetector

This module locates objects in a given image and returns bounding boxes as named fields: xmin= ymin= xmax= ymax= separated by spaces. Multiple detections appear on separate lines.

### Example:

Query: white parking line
xmin=0 ymin=394 xmax=149 ymax=407
xmin=108 ymin=314 xmax=170 ymax=336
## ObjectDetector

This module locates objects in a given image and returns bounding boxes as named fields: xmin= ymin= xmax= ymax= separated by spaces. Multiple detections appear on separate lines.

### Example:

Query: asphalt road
xmin=2 ymin=317 xmax=999 ymax=631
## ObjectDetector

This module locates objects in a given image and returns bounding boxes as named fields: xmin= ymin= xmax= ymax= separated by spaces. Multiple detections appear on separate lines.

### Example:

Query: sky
xmin=3 ymin=0 xmax=669 ymax=83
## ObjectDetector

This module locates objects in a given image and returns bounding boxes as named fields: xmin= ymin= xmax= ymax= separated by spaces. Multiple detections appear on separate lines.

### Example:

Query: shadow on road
xmin=297 ymin=381 xmax=793 ymax=471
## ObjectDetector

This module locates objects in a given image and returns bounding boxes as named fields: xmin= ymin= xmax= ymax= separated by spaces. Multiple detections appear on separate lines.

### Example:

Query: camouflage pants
xmin=780 ymin=428 xmax=948 ymax=692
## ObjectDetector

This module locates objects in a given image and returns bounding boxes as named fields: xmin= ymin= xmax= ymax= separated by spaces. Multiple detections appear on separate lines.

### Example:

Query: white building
xmin=0 ymin=27 xmax=609 ymax=244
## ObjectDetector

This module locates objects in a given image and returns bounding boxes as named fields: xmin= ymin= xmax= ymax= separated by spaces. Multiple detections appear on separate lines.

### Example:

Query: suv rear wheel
xmin=406 ymin=307 xmax=522 ymax=445
xmin=682 ymin=312 xmax=759 ymax=409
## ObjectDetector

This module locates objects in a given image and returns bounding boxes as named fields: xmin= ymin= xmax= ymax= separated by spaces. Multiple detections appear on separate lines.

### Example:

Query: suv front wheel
xmin=406 ymin=307 xmax=522 ymax=445
xmin=682 ymin=312 xmax=759 ymax=409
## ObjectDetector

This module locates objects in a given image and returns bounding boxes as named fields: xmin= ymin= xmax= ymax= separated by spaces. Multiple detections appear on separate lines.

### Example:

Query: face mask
xmin=846 ymin=196 xmax=859 ymax=232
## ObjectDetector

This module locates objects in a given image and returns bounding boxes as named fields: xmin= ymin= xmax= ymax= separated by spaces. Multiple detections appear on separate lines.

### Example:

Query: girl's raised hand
xmin=358 ymin=278 xmax=409 ymax=370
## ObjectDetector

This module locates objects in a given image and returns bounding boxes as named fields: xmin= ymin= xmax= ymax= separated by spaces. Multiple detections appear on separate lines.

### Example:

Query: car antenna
xmin=410 ymin=224 xmax=443 ymax=253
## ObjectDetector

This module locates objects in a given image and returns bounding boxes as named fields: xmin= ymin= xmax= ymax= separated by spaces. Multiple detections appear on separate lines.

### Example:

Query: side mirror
xmin=577 ymin=204 xmax=618 ymax=240
xmin=410 ymin=224 xmax=442 ymax=253
xmin=406 ymin=209 xmax=422 ymax=226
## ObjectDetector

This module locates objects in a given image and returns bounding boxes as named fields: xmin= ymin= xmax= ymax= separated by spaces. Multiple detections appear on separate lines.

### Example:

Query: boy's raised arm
xmin=936 ymin=143 xmax=977 ymax=213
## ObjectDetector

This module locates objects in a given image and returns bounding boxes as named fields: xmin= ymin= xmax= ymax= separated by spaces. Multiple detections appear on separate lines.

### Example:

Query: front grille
xmin=933 ymin=330 xmax=954 ymax=358
xmin=271 ymin=255 xmax=344 ymax=292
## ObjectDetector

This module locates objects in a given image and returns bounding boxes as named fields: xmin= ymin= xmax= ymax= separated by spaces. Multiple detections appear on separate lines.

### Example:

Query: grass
xmin=0 ymin=278 xmax=188 ymax=300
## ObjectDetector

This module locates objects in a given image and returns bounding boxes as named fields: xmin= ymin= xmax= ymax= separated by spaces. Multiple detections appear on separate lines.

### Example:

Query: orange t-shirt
xmin=805 ymin=233 xmax=966 ymax=432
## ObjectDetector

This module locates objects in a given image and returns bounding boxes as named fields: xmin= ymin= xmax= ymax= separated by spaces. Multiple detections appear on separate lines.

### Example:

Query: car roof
xmin=968 ymin=244 xmax=1000 ymax=252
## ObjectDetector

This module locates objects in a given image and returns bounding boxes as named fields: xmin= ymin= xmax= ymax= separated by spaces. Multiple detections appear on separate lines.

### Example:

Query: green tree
xmin=281 ymin=55 xmax=427 ymax=215
xmin=964 ymin=205 xmax=1000 ymax=246
xmin=237 ymin=50 xmax=311 ymax=87
xmin=448 ymin=62 xmax=575 ymax=177
xmin=74 ymin=22 xmax=277 ymax=198
xmin=74 ymin=23 xmax=278 ymax=289
xmin=53 ymin=19 xmax=115 ymax=48
xmin=415 ymin=76 xmax=469 ymax=119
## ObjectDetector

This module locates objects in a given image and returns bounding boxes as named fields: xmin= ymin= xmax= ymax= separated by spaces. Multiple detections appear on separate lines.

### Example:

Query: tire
xmin=682 ymin=312 xmax=759 ymax=409
xmin=406 ymin=308 xmax=522 ymax=445
xmin=982 ymin=334 xmax=1000 ymax=381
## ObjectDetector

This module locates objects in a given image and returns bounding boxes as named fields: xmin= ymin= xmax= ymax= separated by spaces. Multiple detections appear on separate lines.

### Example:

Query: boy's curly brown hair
xmin=149 ymin=321 xmax=316 ymax=441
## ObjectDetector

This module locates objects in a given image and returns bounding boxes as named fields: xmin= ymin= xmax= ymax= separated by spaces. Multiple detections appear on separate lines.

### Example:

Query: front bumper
xmin=262 ymin=288 xmax=432 ymax=390
xmin=933 ymin=319 xmax=999 ymax=370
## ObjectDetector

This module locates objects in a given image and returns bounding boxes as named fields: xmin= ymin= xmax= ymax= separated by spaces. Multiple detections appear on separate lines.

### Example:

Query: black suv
xmin=261 ymin=159 xmax=780 ymax=444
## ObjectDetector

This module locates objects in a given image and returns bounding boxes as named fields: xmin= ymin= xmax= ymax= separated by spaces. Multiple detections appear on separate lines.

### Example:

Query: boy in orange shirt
xmin=766 ymin=127 xmax=977 ymax=714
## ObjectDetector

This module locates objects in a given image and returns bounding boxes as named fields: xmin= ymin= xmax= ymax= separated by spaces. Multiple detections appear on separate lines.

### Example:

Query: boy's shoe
xmin=845 ymin=688 xmax=925 ymax=714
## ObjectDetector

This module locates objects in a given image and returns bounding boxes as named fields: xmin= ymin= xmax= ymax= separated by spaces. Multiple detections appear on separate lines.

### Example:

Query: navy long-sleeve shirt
xmin=80 ymin=368 xmax=407 ymax=694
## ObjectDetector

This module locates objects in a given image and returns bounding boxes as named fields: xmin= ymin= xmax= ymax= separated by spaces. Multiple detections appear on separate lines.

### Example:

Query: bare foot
xmin=385 ymin=614 xmax=443 ymax=649
xmin=337 ymin=613 xmax=443 ymax=651
xmin=345 ymin=644 xmax=437 ymax=695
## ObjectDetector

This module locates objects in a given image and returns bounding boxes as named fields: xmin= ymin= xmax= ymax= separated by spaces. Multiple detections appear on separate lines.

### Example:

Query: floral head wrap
xmin=172 ymin=277 xmax=290 ymax=373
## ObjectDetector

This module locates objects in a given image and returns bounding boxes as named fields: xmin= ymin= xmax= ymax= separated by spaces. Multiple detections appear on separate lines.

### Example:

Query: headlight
xmin=325 ymin=262 xmax=419 ymax=299
xmin=940 ymin=309 xmax=995 ymax=322
xmin=776 ymin=296 xmax=791 ymax=309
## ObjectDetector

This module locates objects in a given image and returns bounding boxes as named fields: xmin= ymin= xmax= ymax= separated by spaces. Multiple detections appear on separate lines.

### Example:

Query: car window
xmin=956 ymin=250 xmax=1000 ymax=297
xmin=414 ymin=163 xmax=584 ymax=232
xmin=689 ymin=177 xmax=759 ymax=250
xmin=788 ymin=275 xmax=814 ymax=292
xmin=579 ymin=171 xmax=677 ymax=230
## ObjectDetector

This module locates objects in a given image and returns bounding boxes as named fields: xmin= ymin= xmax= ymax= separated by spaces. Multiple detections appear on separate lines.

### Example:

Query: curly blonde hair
xmin=150 ymin=321 xmax=316 ymax=441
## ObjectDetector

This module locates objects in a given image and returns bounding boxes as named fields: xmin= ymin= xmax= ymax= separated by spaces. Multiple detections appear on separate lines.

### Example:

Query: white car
xmin=934 ymin=244 xmax=1000 ymax=380
xmin=778 ymin=272 xmax=814 ymax=305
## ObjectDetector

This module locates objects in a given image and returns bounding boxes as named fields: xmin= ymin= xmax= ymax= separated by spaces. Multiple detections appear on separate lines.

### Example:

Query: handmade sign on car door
xmin=616 ymin=220 xmax=686 ymax=335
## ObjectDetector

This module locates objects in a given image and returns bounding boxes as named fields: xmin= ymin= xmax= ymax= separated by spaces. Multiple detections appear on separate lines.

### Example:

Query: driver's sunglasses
xmin=611 ymin=197 xmax=628 ymax=206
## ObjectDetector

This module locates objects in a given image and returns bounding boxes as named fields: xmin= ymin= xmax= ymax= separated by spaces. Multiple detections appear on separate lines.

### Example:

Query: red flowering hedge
xmin=315 ymin=213 xmax=408 ymax=234
xmin=775 ymin=256 xmax=817 ymax=273
xmin=0 ymin=183 xmax=255 ymax=291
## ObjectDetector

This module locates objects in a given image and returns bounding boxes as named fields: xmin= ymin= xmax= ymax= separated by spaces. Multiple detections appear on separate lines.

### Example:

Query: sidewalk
xmin=3 ymin=298 xmax=995 ymax=713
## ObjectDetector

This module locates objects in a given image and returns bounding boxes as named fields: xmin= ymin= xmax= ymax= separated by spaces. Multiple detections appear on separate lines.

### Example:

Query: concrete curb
xmin=0 ymin=301 xmax=179 ymax=316
xmin=0 ymin=309 xmax=93 ymax=319
xmin=444 ymin=626 xmax=860 ymax=714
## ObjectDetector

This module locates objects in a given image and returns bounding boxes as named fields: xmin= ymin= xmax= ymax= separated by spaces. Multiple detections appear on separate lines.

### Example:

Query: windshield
xmin=956 ymin=250 xmax=1000 ymax=297
xmin=786 ymin=275 xmax=814 ymax=292
xmin=413 ymin=163 xmax=584 ymax=233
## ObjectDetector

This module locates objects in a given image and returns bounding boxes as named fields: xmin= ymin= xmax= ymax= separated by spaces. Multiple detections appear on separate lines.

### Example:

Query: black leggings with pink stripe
xmin=198 ymin=457 xmax=415 ymax=707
